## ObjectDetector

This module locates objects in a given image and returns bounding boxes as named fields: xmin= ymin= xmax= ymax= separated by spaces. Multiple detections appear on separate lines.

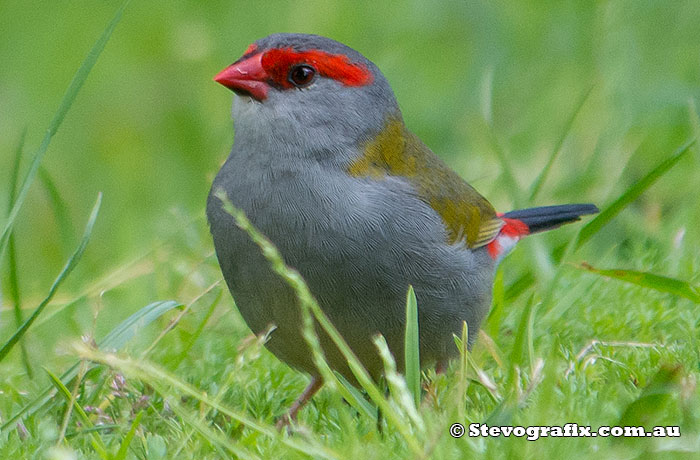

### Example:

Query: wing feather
xmin=347 ymin=119 xmax=503 ymax=249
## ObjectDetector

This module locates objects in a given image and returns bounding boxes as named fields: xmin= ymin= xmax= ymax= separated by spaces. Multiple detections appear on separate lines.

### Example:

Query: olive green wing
xmin=347 ymin=119 xmax=503 ymax=248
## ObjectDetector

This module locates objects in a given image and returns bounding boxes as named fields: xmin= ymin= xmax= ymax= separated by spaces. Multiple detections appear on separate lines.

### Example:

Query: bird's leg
xmin=276 ymin=377 xmax=323 ymax=430
xmin=376 ymin=376 xmax=389 ymax=435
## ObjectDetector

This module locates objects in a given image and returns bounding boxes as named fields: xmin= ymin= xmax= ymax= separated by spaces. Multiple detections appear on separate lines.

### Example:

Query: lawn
xmin=1 ymin=1 xmax=699 ymax=458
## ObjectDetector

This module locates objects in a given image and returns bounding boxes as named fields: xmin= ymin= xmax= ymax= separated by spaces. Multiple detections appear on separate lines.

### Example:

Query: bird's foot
xmin=275 ymin=377 xmax=323 ymax=430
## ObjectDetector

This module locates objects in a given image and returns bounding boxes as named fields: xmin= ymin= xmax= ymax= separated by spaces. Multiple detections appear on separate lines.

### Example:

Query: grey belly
xmin=207 ymin=173 xmax=495 ymax=381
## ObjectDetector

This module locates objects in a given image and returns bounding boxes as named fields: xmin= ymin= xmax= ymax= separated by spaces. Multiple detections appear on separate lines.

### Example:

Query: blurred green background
xmin=1 ymin=0 xmax=699 ymax=368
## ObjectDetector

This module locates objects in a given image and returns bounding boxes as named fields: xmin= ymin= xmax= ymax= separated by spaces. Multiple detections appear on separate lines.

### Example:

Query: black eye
xmin=289 ymin=64 xmax=316 ymax=87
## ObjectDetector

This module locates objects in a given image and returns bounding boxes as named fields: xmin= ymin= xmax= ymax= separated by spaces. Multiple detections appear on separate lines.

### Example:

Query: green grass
xmin=2 ymin=1 xmax=700 ymax=458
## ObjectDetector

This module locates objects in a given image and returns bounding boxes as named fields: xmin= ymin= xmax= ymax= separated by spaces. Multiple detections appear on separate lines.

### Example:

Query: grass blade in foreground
xmin=156 ymin=392 xmax=260 ymax=460
xmin=455 ymin=321 xmax=469 ymax=422
xmin=374 ymin=335 xmax=425 ymax=431
xmin=576 ymin=138 xmax=696 ymax=249
xmin=44 ymin=367 xmax=109 ymax=459
xmin=618 ymin=365 xmax=682 ymax=431
xmin=404 ymin=285 xmax=420 ymax=408
xmin=480 ymin=71 xmax=522 ymax=206
xmin=74 ymin=345 xmax=341 ymax=460
xmin=577 ymin=262 xmax=700 ymax=303
xmin=540 ymin=138 xmax=696 ymax=320
xmin=215 ymin=190 xmax=425 ymax=455
xmin=221 ymin=185 xmax=376 ymax=423
xmin=114 ymin=410 xmax=145 ymax=460
xmin=528 ymin=85 xmax=594 ymax=202
xmin=39 ymin=167 xmax=75 ymax=253
xmin=510 ymin=295 xmax=536 ymax=372
xmin=334 ymin=373 xmax=376 ymax=420
xmin=0 ymin=300 xmax=181 ymax=433
xmin=101 ymin=300 xmax=183 ymax=351
xmin=7 ymin=131 xmax=33 ymax=377
xmin=0 ymin=1 xmax=126 ymax=261
xmin=0 ymin=193 xmax=102 ymax=362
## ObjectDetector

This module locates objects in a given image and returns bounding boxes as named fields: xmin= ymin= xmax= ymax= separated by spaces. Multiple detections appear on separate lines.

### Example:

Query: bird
xmin=206 ymin=33 xmax=598 ymax=425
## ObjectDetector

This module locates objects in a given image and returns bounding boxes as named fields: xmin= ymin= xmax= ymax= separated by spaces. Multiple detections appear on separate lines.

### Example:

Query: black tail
xmin=502 ymin=204 xmax=599 ymax=234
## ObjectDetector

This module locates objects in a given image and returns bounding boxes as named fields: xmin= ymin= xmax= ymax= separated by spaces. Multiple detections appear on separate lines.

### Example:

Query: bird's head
xmin=215 ymin=33 xmax=401 ymax=157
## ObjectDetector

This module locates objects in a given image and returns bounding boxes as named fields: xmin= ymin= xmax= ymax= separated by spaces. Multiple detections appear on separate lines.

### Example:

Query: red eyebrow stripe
xmin=261 ymin=48 xmax=373 ymax=88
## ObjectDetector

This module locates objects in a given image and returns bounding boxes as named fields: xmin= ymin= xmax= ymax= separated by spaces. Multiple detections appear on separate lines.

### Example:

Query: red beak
xmin=214 ymin=53 xmax=269 ymax=101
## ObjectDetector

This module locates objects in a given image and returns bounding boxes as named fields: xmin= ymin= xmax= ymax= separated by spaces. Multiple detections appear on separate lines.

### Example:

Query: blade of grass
xmin=39 ymin=166 xmax=75 ymax=253
xmin=140 ymin=280 xmax=219 ymax=358
xmin=0 ymin=1 xmax=127 ymax=261
xmin=75 ymin=344 xmax=342 ymax=460
xmin=65 ymin=424 xmax=121 ymax=439
xmin=485 ymin=123 xmax=523 ymax=207
xmin=577 ymin=262 xmax=700 ymax=303
xmin=45 ymin=367 xmax=109 ymax=460
xmin=576 ymin=138 xmax=696 ymax=249
xmin=6 ymin=130 xmax=33 ymax=378
xmin=374 ymin=335 xmax=424 ymax=430
xmin=456 ymin=321 xmax=469 ymax=422
xmin=485 ymin=268 xmax=505 ymax=338
xmin=154 ymin=391 xmax=259 ymax=460
xmin=0 ymin=193 xmax=102 ymax=362
xmin=334 ymin=373 xmax=376 ymax=420
xmin=618 ymin=364 xmax=682 ymax=430
xmin=114 ymin=410 xmax=144 ymax=460
xmin=453 ymin=329 xmax=500 ymax=403
xmin=505 ymin=271 xmax=535 ymax=302
xmin=687 ymin=100 xmax=700 ymax=239
xmin=81 ymin=368 xmax=111 ymax=411
xmin=480 ymin=70 xmax=523 ymax=206
xmin=689 ymin=99 xmax=700 ymax=164
xmin=28 ymin=211 xmax=206 ymax=333
xmin=6 ymin=130 xmax=26 ymax=213
xmin=528 ymin=85 xmax=594 ymax=202
xmin=56 ymin=356 xmax=89 ymax=446
xmin=0 ymin=299 xmax=181 ymax=433
xmin=480 ymin=67 xmax=494 ymax=124
xmin=510 ymin=295 xmax=536 ymax=371
xmin=281 ymin=230 xmax=375 ymax=423
xmin=404 ymin=285 xmax=420 ymax=408
xmin=100 ymin=300 xmax=183 ymax=351
xmin=169 ymin=356 xmax=240 ymax=459
xmin=166 ymin=288 xmax=222 ymax=370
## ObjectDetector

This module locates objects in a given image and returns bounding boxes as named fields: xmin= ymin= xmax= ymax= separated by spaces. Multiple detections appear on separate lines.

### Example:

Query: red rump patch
xmin=261 ymin=48 xmax=373 ymax=88
xmin=486 ymin=218 xmax=530 ymax=259
xmin=487 ymin=240 xmax=500 ymax=259
xmin=499 ymin=218 xmax=529 ymax=238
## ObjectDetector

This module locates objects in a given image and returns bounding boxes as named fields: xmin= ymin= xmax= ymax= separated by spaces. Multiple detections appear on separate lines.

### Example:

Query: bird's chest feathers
xmin=224 ymin=155 xmax=355 ymax=246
